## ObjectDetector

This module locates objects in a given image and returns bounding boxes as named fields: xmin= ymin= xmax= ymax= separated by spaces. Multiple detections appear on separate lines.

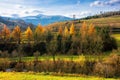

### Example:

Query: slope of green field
xmin=0 ymin=72 xmax=118 ymax=80
xmin=112 ymin=34 xmax=120 ymax=47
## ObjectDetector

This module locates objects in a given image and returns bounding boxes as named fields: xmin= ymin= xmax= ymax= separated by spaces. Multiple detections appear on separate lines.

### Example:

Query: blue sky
xmin=0 ymin=0 xmax=120 ymax=18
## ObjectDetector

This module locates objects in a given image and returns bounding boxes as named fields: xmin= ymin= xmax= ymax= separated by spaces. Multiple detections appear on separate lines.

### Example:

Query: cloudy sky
xmin=0 ymin=0 xmax=120 ymax=18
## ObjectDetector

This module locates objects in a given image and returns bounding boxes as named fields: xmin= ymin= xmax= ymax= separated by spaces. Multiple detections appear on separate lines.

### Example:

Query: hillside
xmin=0 ymin=16 xmax=30 ymax=30
xmin=46 ymin=15 xmax=120 ymax=33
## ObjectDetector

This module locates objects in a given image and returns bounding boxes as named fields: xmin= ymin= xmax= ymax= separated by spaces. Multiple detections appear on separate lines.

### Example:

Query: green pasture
xmin=9 ymin=53 xmax=110 ymax=62
xmin=0 ymin=72 xmax=119 ymax=80
xmin=112 ymin=34 xmax=120 ymax=47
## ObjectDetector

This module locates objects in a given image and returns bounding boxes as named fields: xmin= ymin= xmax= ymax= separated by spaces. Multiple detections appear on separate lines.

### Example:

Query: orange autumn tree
xmin=58 ymin=26 xmax=63 ymax=35
xmin=1 ymin=24 xmax=11 ymax=43
xmin=79 ymin=22 xmax=88 ymax=53
xmin=80 ymin=21 xmax=88 ymax=39
xmin=34 ymin=24 xmax=44 ymax=42
xmin=88 ymin=23 xmax=96 ymax=36
xmin=25 ymin=26 xmax=33 ymax=43
xmin=12 ymin=25 xmax=21 ymax=44
xmin=70 ymin=23 xmax=75 ymax=35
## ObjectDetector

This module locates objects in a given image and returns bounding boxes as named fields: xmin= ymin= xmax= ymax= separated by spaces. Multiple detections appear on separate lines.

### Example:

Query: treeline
xmin=81 ymin=10 xmax=120 ymax=20
xmin=0 ymin=22 xmax=117 ymax=56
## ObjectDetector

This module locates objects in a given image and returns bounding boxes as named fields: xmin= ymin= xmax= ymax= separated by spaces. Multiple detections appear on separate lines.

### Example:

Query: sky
xmin=0 ymin=0 xmax=120 ymax=18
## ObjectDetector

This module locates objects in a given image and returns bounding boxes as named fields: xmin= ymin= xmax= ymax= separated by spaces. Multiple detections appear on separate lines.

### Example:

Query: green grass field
xmin=112 ymin=34 xmax=120 ymax=47
xmin=10 ymin=53 xmax=110 ymax=62
xmin=0 ymin=72 xmax=119 ymax=80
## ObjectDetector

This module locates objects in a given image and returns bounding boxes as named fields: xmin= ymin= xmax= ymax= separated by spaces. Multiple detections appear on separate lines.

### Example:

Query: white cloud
xmin=90 ymin=1 xmax=104 ymax=7
xmin=90 ymin=0 xmax=120 ymax=7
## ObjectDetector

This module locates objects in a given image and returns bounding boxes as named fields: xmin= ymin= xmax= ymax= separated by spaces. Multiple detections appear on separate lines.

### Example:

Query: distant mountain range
xmin=0 ymin=14 xmax=72 ymax=29
xmin=21 ymin=14 xmax=72 ymax=26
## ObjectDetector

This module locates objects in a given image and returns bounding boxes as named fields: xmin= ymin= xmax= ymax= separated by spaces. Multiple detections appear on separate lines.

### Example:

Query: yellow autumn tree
xmin=1 ymin=24 xmax=11 ymax=43
xmin=12 ymin=25 xmax=21 ymax=44
xmin=58 ymin=26 xmax=63 ymax=35
xmin=35 ymin=24 xmax=44 ymax=34
xmin=34 ymin=24 xmax=44 ymax=42
xmin=70 ymin=23 xmax=75 ymax=35
xmin=25 ymin=26 xmax=33 ymax=43
xmin=64 ymin=26 xmax=69 ymax=36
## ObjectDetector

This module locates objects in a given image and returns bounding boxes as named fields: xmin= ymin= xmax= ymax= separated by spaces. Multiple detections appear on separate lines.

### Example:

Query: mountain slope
xmin=22 ymin=14 xmax=72 ymax=26
xmin=0 ymin=16 xmax=30 ymax=29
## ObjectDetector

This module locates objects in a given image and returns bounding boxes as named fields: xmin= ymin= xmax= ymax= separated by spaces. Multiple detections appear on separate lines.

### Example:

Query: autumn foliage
xmin=0 ymin=22 xmax=117 ymax=55
xmin=25 ymin=26 xmax=33 ymax=43
xmin=70 ymin=23 xmax=75 ymax=35
xmin=1 ymin=25 xmax=10 ymax=43
xmin=12 ymin=25 xmax=21 ymax=44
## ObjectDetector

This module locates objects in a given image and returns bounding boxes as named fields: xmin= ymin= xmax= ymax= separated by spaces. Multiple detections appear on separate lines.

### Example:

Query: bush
xmin=0 ymin=51 xmax=9 ymax=58
xmin=33 ymin=42 xmax=47 ymax=55
xmin=22 ymin=44 xmax=33 ymax=56
xmin=94 ymin=53 xmax=120 ymax=77
xmin=14 ymin=62 xmax=25 ymax=72
xmin=94 ymin=62 xmax=115 ymax=78
xmin=0 ymin=43 xmax=18 ymax=53
xmin=0 ymin=58 xmax=10 ymax=71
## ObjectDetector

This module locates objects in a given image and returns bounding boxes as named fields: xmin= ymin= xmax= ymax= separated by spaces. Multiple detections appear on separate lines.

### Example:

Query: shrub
xmin=0 ymin=58 xmax=10 ymax=71
xmin=0 ymin=51 xmax=9 ymax=58
xmin=104 ymin=53 xmax=120 ymax=77
xmin=22 ymin=44 xmax=33 ymax=56
xmin=94 ymin=53 xmax=120 ymax=77
xmin=33 ymin=42 xmax=47 ymax=55
xmin=14 ymin=62 xmax=25 ymax=72
xmin=94 ymin=62 xmax=116 ymax=78
xmin=33 ymin=51 xmax=40 ymax=61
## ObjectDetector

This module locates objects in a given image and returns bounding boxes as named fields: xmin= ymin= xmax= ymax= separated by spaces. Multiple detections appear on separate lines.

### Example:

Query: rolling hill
xmin=46 ymin=15 xmax=120 ymax=33
xmin=0 ymin=16 xmax=30 ymax=30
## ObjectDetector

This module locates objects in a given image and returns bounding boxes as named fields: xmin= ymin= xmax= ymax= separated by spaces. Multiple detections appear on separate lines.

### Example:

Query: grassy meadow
xmin=0 ymin=72 xmax=119 ymax=80
xmin=112 ymin=34 xmax=120 ymax=47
